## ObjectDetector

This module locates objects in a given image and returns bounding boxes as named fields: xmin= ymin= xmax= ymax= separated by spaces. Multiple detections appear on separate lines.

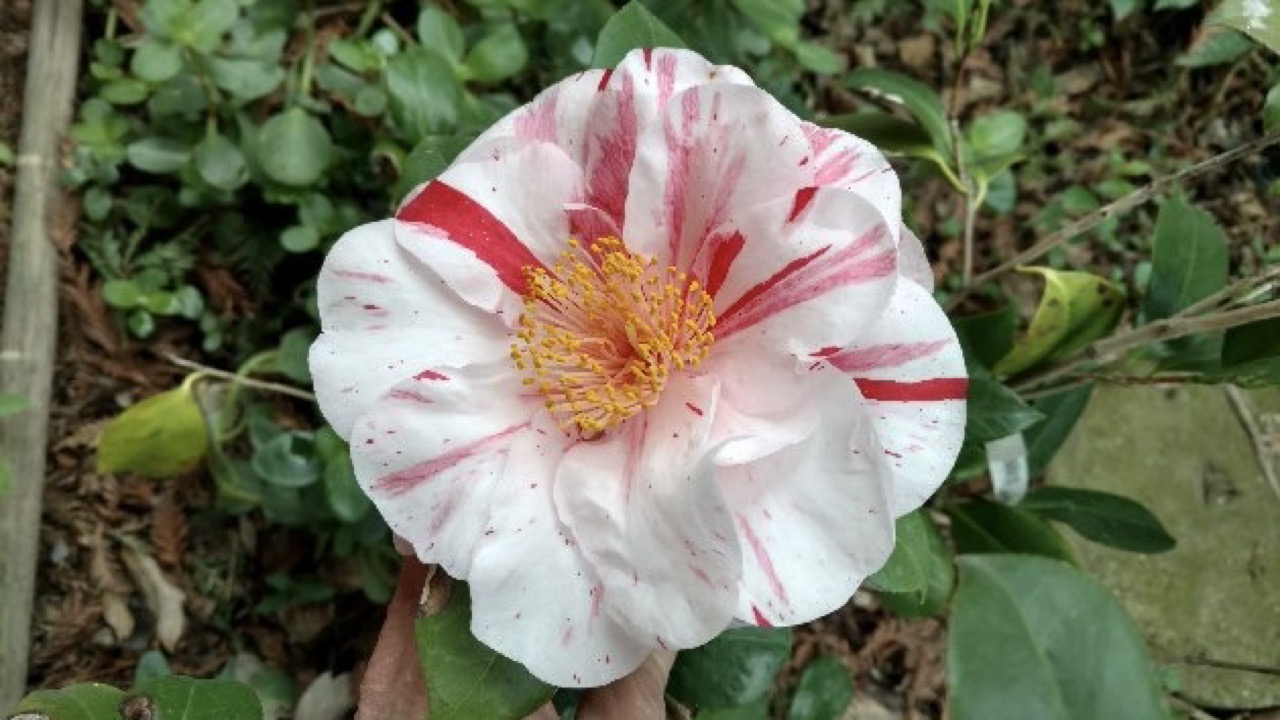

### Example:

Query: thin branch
xmin=1178 ymin=655 xmax=1280 ymax=677
xmin=946 ymin=130 xmax=1280 ymax=311
xmin=1014 ymin=300 xmax=1280 ymax=393
xmin=166 ymin=354 xmax=316 ymax=401
xmin=1224 ymin=385 xmax=1280 ymax=501
xmin=1167 ymin=695 xmax=1218 ymax=720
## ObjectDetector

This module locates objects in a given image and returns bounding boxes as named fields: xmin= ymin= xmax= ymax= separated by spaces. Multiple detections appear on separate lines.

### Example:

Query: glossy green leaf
xmin=463 ymin=24 xmax=529 ymax=82
xmin=396 ymin=134 xmax=475 ymax=198
xmin=948 ymin=555 xmax=1168 ymax=720
xmin=131 ymin=38 xmax=183 ymax=83
xmin=866 ymin=510 xmax=932 ymax=595
xmin=1220 ymin=317 xmax=1280 ymax=382
xmin=948 ymin=500 xmax=1077 ymax=563
xmin=821 ymin=111 xmax=940 ymax=161
xmin=1025 ymin=384 xmax=1094 ymax=476
xmin=416 ymin=582 xmax=555 ymax=720
xmin=1020 ymin=487 xmax=1176 ymax=553
xmin=845 ymin=68 xmax=952 ymax=155
xmin=1211 ymin=0 xmax=1280 ymax=55
xmin=593 ymin=1 xmax=687 ymax=68
xmin=98 ymin=384 xmax=209 ymax=478
xmin=385 ymin=48 xmax=461 ymax=138
xmin=668 ymin=626 xmax=792 ymax=711
xmin=788 ymin=656 xmax=854 ymax=720
xmin=994 ymin=268 xmax=1125 ymax=377
xmin=953 ymin=305 xmax=1019 ymax=370
xmin=1144 ymin=198 xmax=1228 ymax=322
xmin=730 ymin=0 xmax=804 ymax=45
xmin=418 ymin=6 xmax=465 ymax=62
xmin=256 ymin=108 xmax=333 ymax=187
xmin=127 ymin=675 xmax=263 ymax=720
xmin=964 ymin=366 xmax=1045 ymax=444
xmin=10 ymin=683 xmax=125 ymax=720
xmin=127 ymin=137 xmax=191 ymax=173
xmin=194 ymin=131 xmax=246 ymax=191
xmin=877 ymin=512 xmax=955 ymax=617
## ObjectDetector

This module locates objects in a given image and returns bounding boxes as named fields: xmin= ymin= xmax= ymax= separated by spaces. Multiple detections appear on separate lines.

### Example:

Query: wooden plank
xmin=0 ymin=0 xmax=82 ymax=708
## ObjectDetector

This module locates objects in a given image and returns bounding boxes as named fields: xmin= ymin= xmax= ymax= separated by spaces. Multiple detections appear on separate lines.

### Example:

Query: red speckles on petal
xmin=332 ymin=269 xmax=392 ymax=284
xmin=751 ymin=605 xmax=773 ymax=628
xmin=685 ymin=402 xmax=704 ymax=416
xmin=414 ymin=369 xmax=449 ymax=381
xmin=737 ymin=515 xmax=788 ymax=605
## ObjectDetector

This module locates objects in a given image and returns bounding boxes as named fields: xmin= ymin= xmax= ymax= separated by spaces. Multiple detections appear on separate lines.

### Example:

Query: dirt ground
xmin=3 ymin=1 xmax=1279 ymax=719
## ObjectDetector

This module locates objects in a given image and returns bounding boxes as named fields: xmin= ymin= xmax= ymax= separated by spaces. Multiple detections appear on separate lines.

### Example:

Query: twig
xmin=1179 ymin=655 xmax=1280 ymax=677
xmin=166 ymin=354 xmax=317 ymax=402
xmin=1014 ymin=300 xmax=1280 ymax=392
xmin=946 ymin=129 xmax=1280 ymax=311
xmin=1167 ymin=695 xmax=1218 ymax=720
xmin=1224 ymin=385 xmax=1280 ymax=501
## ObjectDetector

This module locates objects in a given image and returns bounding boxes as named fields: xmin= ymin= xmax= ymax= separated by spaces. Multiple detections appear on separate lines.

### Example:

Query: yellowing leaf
xmin=97 ymin=382 xmax=209 ymax=478
xmin=995 ymin=268 xmax=1125 ymax=377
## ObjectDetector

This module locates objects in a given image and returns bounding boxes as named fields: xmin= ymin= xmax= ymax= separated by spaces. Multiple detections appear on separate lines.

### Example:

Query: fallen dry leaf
xmin=120 ymin=542 xmax=186 ymax=651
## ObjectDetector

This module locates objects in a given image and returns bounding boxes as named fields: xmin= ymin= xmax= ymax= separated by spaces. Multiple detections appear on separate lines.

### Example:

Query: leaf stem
xmin=167 ymin=354 xmax=315 ymax=401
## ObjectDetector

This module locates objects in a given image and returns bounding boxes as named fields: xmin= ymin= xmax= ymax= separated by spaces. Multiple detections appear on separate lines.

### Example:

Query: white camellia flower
xmin=311 ymin=48 xmax=967 ymax=689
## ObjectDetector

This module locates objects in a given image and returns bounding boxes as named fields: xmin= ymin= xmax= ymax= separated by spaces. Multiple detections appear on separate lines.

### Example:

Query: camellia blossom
xmin=310 ymin=48 xmax=967 ymax=688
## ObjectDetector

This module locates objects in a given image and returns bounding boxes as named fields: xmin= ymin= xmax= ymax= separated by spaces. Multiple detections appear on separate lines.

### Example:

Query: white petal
xmin=469 ymin=425 xmax=652 ymax=688
xmin=898 ymin=224 xmax=935 ymax=291
xmin=394 ymin=143 xmax=585 ymax=317
xmin=703 ymin=346 xmax=820 ymax=466
xmin=822 ymin=281 xmax=967 ymax=515
xmin=716 ymin=366 xmax=895 ymax=627
xmin=310 ymin=220 xmax=507 ymax=439
xmin=553 ymin=374 xmax=741 ymax=649
xmin=349 ymin=362 xmax=533 ymax=579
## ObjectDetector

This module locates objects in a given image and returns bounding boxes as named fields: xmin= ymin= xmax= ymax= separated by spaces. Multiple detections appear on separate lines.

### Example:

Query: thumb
xmin=575 ymin=650 xmax=677 ymax=720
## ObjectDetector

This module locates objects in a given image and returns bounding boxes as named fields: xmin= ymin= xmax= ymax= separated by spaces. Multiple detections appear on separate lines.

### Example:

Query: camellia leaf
xmin=416 ymin=582 xmax=555 ymax=720
xmin=1144 ymin=198 xmax=1228 ymax=322
xmin=126 ymin=676 xmax=264 ymax=720
xmin=256 ymin=108 xmax=333 ymax=187
xmin=10 ymin=683 xmax=126 ymax=720
xmin=1220 ymin=316 xmax=1280 ymax=383
xmin=1211 ymin=0 xmax=1280 ymax=56
xmin=395 ymin=134 xmax=476 ymax=198
xmin=97 ymin=382 xmax=209 ymax=478
xmin=820 ymin=111 xmax=950 ymax=173
xmin=845 ymin=68 xmax=952 ymax=156
xmin=667 ymin=626 xmax=792 ymax=712
xmin=866 ymin=510 xmax=932 ymax=595
xmin=1019 ymin=486 xmax=1176 ymax=553
xmin=963 ymin=365 xmax=1045 ymax=444
xmin=954 ymin=305 xmax=1019 ymax=370
xmin=592 ymin=1 xmax=687 ymax=69
xmin=872 ymin=510 xmax=955 ymax=617
xmin=1025 ymin=384 xmax=1094 ymax=476
xmin=787 ymin=656 xmax=854 ymax=720
xmin=994 ymin=268 xmax=1125 ymax=377
xmin=948 ymin=499 xmax=1077 ymax=564
xmin=948 ymin=555 xmax=1168 ymax=720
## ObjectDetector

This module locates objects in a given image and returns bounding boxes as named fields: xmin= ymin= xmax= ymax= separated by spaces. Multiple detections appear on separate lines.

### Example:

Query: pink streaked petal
xmin=351 ymin=362 xmax=534 ymax=579
xmin=553 ymin=374 xmax=741 ymax=649
xmin=394 ymin=143 xmax=584 ymax=315
xmin=834 ymin=281 xmax=967 ymax=515
xmin=799 ymin=121 xmax=902 ymax=243
xmin=898 ymin=224 xmax=935 ymax=291
xmin=711 ymin=189 xmax=898 ymax=355
xmin=715 ymin=366 xmax=895 ymax=627
xmin=565 ymin=203 xmax=622 ymax=244
xmin=622 ymin=83 xmax=810 ymax=268
xmin=310 ymin=220 xmax=508 ymax=439
xmin=468 ymin=428 xmax=651 ymax=688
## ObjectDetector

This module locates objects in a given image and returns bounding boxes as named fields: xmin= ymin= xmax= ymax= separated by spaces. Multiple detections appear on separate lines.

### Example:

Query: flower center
xmin=511 ymin=237 xmax=716 ymax=435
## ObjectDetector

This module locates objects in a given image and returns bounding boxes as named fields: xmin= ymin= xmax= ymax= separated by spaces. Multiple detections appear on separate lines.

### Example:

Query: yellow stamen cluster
xmin=511 ymin=237 xmax=716 ymax=435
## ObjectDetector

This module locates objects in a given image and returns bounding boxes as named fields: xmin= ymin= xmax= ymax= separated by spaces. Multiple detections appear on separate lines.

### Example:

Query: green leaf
xmin=11 ymin=683 xmax=126 ymax=720
xmin=169 ymin=0 xmax=239 ymax=53
xmin=964 ymin=366 xmax=1045 ymax=444
xmin=323 ymin=451 xmax=370 ymax=522
xmin=396 ymin=134 xmax=475 ymax=198
xmin=1110 ymin=0 xmax=1139 ymax=21
xmin=127 ymin=675 xmax=264 ymax=720
xmin=0 ymin=391 xmax=29 ymax=416
xmin=1020 ymin=487 xmax=1176 ymax=553
xmin=994 ymin=268 xmax=1125 ymax=377
xmin=866 ymin=510 xmax=932 ymax=595
xmin=845 ymin=68 xmax=952 ymax=155
xmin=207 ymin=57 xmax=285 ymax=101
xmin=385 ymin=48 xmax=461 ymax=138
xmin=102 ymin=278 xmax=142 ymax=309
xmin=281 ymin=224 xmax=320 ymax=253
xmin=1144 ymin=198 xmax=1228 ymax=322
xmin=276 ymin=326 xmax=314 ymax=384
xmin=1220 ymin=317 xmax=1280 ymax=383
xmin=1177 ymin=25 xmax=1255 ymax=67
xmin=948 ymin=500 xmax=1077 ymax=563
xmin=877 ymin=512 xmax=955 ymax=617
xmin=131 ymin=38 xmax=183 ymax=83
xmin=965 ymin=110 xmax=1027 ymax=162
xmin=954 ymin=305 xmax=1019 ymax=369
xmin=1211 ymin=0 xmax=1280 ymax=56
xmin=102 ymin=78 xmax=151 ymax=105
xmin=1264 ymin=84 xmax=1280 ymax=132
xmin=127 ymin=137 xmax=191 ymax=173
xmin=463 ymin=24 xmax=529 ymax=83
xmin=1025 ymin=384 xmax=1094 ymax=476
xmin=98 ymin=384 xmax=209 ymax=478
xmin=354 ymin=85 xmax=388 ymax=117
xmin=417 ymin=582 xmax=555 ymax=720
xmin=668 ymin=626 xmax=792 ymax=711
xmin=787 ymin=656 xmax=854 ymax=720
xmin=418 ymin=6 xmax=465 ymax=62
xmin=731 ymin=0 xmax=804 ymax=45
xmin=696 ymin=703 xmax=770 ymax=720
xmin=194 ymin=131 xmax=247 ymax=191
xmin=792 ymin=41 xmax=845 ymax=74
xmin=251 ymin=432 xmax=323 ymax=488
xmin=821 ymin=111 xmax=938 ymax=160
xmin=948 ymin=555 xmax=1169 ymax=720
xmin=256 ymin=108 xmax=333 ymax=187
xmin=592 ymin=1 xmax=687 ymax=69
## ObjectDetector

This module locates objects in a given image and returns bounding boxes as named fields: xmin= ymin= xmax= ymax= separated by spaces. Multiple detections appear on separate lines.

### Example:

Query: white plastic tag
xmin=986 ymin=433 xmax=1029 ymax=504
